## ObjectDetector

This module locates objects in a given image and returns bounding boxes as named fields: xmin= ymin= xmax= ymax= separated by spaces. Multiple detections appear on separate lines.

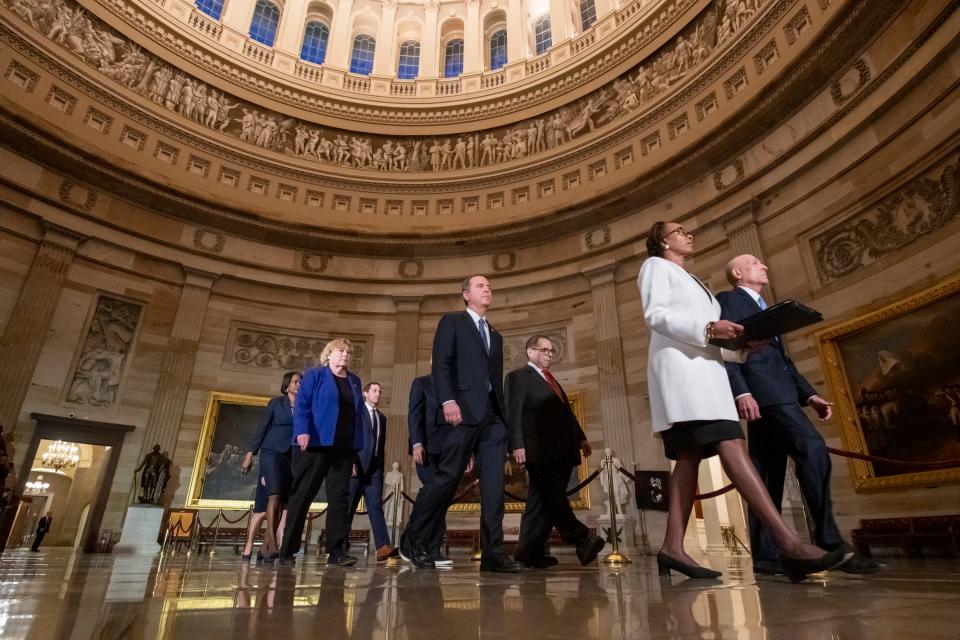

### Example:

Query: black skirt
xmin=661 ymin=419 xmax=744 ymax=460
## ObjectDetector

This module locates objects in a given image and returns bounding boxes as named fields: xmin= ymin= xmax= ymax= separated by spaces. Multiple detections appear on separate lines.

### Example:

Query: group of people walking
xmin=238 ymin=220 xmax=879 ymax=583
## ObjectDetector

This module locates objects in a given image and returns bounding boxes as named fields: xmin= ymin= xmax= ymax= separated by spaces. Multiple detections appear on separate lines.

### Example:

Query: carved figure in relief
xmin=393 ymin=141 xmax=407 ymax=171
xmin=318 ymin=134 xmax=333 ymax=161
xmin=465 ymin=136 xmax=475 ymax=168
xmin=535 ymin=119 xmax=547 ymax=153
xmin=334 ymin=135 xmax=350 ymax=164
xmin=293 ymin=124 xmax=308 ymax=156
xmin=178 ymin=79 xmax=194 ymax=119
xmin=479 ymin=133 xmax=496 ymax=166
xmin=440 ymin=139 xmax=454 ymax=170
xmin=565 ymin=96 xmax=603 ymax=138
xmin=599 ymin=450 xmax=631 ymax=518
xmin=551 ymin=112 xmax=568 ymax=147
xmin=453 ymin=137 xmax=467 ymax=170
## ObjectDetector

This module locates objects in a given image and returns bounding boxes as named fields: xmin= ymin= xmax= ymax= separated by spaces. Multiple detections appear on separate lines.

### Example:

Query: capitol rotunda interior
xmin=0 ymin=0 xmax=959 ymax=637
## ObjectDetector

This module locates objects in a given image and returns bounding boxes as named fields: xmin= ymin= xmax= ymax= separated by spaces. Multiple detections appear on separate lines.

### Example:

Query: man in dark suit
xmin=31 ymin=512 xmax=52 ymax=552
xmin=401 ymin=275 xmax=523 ymax=572
xmin=346 ymin=382 xmax=396 ymax=561
xmin=505 ymin=336 xmax=605 ymax=568
xmin=718 ymin=254 xmax=878 ymax=574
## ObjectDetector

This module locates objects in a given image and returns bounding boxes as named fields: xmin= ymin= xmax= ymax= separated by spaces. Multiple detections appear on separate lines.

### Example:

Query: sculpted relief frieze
xmin=2 ymin=0 xmax=775 ymax=178
xmin=226 ymin=323 xmax=371 ymax=378
xmin=811 ymin=156 xmax=960 ymax=284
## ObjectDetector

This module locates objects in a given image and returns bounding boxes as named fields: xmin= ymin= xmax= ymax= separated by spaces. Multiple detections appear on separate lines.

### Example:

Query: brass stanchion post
xmin=602 ymin=450 xmax=632 ymax=566
xmin=209 ymin=510 xmax=220 ymax=557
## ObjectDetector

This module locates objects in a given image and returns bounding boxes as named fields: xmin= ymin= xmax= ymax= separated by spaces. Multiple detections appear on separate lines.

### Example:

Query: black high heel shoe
xmin=241 ymin=553 xmax=252 ymax=561
xmin=656 ymin=551 xmax=722 ymax=579
xmin=779 ymin=548 xmax=853 ymax=583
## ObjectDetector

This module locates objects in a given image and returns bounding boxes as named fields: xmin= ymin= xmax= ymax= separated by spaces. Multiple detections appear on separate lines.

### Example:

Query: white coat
xmin=637 ymin=257 xmax=744 ymax=433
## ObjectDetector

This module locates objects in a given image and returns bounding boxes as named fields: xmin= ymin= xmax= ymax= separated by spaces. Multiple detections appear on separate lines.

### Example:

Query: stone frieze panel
xmin=225 ymin=322 xmax=371 ymax=377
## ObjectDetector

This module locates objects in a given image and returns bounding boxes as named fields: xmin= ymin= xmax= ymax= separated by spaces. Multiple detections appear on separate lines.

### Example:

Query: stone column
xmin=420 ymin=3 xmax=440 ymax=78
xmin=221 ymin=0 xmax=254 ymax=35
xmin=384 ymin=297 xmax=422 ymax=485
xmin=720 ymin=199 xmax=767 ymax=292
xmin=274 ymin=0 xmax=310 ymax=55
xmin=506 ymin=0 xmax=525 ymax=63
xmin=372 ymin=0 xmax=398 ymax=76
xmin=548 ymin=0 xmax=572 ymax=46
xmin=464 ymin=0 xmax=482 ymax=74
xmin=326 ymin=0 xmax=356 ymax=70
xmin=594 ymin=0 xmax=615 ymax=22
xmin=583 ymin=263 xmax=639 ymax=549
xmin=0 ymin=223 xmax=85 ymax=433
xmin=137 ymin=269 xmax=217 ymax=462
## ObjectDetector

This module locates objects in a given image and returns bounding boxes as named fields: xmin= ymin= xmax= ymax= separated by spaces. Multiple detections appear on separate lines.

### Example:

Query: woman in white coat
xmin=638 ymin=221 xmax=851 ymax=582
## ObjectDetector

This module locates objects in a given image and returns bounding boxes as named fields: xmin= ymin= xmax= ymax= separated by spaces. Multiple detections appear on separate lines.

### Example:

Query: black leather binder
xmin=710 ymin=299 xmax=823 ymax=350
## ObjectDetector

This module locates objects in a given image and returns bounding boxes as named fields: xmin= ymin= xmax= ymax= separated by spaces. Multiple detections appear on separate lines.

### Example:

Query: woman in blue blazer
xmin=240 ymin=370 xmax=300 ymax=561
xmin=277 ymin=338 xmax=367 ymax=566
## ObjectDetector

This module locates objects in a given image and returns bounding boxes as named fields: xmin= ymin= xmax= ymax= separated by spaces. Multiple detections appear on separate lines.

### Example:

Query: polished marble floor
xmin=0 ymin=548 xmax=957 ymax=639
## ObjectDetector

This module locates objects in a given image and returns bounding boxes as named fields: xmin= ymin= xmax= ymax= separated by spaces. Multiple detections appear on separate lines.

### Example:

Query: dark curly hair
xmin=646 ymin=221 xmax=670 ymax=258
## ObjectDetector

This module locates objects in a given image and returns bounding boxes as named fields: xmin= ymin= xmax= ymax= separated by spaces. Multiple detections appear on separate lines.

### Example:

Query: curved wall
xmin=1 ymin=0 xmax=959 ymax=542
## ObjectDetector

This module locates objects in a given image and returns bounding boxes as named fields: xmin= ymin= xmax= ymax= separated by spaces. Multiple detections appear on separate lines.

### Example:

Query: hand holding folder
xmin=710 ymin=300 xmax=823 ymax=350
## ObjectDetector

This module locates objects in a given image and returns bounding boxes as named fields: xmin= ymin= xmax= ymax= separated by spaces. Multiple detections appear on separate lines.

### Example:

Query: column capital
xmin=41 ymin=221 xmax=87 ymax=252
xmin=719 ymin=198 xmax=761 ymax=235
xmin=581 ymin=261 xmax=619 ymax=286
xmin=392 ymin=296 xmax=424 ymax=313
xmin=182 ymin=266 xmax=220 ymax=289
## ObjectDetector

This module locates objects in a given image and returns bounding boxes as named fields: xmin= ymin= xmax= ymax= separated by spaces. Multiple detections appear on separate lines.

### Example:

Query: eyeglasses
xmin=530 ymin=347 xmax=556 ymax=355
xmin=664 ymin=226 xmax=692 ymax=239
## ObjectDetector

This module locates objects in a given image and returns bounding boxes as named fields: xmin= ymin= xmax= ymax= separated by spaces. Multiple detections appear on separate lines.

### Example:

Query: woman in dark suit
xmin=277 ymin=338 xmax=367 ymax=566
xmin=638 ymin=221 xmax=851 ymax=582
xmin=241 ymin=370 xmax=301 ymax=561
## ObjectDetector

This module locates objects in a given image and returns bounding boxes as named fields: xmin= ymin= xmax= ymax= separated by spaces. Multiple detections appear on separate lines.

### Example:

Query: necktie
xmin=543 ymin=369 xmax=565 ymax=401
xmin=478 ymin=318 xmax=490 ymax=353
xmin=371 ymin=409 xmax=379 ymax=455
xmin=757 ymin=295 xmax=768 ymax=310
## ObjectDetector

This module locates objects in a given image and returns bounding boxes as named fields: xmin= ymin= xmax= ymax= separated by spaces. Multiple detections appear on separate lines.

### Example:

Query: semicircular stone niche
xmin=3 ymin=0 xmax=770 ymax=178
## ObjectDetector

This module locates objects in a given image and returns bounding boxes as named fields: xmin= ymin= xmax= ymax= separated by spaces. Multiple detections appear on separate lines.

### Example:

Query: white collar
xmin=465 ymin=307 xmax=487 ymax=325
xmin=527 ymin=361 xmax=545 ymax=376
xmin=364 ymin=402 xmax=377 ymax=412
xmin=738 ymin=285 xmax=763 ymax=303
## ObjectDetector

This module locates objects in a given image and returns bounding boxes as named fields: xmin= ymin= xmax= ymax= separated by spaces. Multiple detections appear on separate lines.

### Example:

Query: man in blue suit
xmin=401 ymin=276 xmax=524 ymax=572
xmin=346 ymin=381 xmax=397 ymax=561
xmin=718 ymin=255 xmax=878 ymax=574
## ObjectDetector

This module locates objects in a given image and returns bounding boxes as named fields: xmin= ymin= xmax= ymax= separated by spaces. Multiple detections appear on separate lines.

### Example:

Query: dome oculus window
xmin=443 ymin=39 xmax=465 ymax=78
xmin=195 ymin=0 xmax=224 ymax=20
xmin=534 ymin=15 xmax=552 ymax=55
xmin=397 ymin=40 xmax=421 ymax=80
xmin=249 ymin=0 xmax=281 ymax=46
xmin=350 ymin=35 xmax=377 ymax=76
xmin=489 ymin=29 xmax=507 ymax=70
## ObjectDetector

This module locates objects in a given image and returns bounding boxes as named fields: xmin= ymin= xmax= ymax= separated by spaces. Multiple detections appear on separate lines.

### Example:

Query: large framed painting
xmin=816 ymin=273 xmax=960 ymax=490
xmin=449 ymin=391 xmax=593 ymax=513
xmin=185 ymin=392 xmax=328 ymax=510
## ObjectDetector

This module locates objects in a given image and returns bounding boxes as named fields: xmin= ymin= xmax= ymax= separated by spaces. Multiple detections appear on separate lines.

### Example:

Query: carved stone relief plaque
xmin=225 ymin=322 xmax=372 ymax=378
xmin=65 ymin=294 xmax=143 ymax=406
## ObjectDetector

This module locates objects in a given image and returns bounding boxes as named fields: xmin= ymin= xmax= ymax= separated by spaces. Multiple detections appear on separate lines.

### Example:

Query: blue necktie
xmin=478 ymin=318 xmax=490 ymax=353
xmin=757 ymin=295 xmax=768 ymax=310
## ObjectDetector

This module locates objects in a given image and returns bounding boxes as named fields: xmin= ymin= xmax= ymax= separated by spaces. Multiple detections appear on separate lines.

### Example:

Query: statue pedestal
xmin=114 ymin=504 xmax=165 ymax=554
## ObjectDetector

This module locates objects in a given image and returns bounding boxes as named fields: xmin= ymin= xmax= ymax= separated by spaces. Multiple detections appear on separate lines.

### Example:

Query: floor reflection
xmin=1 ymin=549 xmax=958 ymax=639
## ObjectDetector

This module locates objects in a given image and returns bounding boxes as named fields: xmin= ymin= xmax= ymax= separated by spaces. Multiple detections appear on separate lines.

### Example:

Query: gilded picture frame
xmin=816 ymin=273 xmax=960 ymax=490
xmin=186 ymin=392 xmax=329 ymax=511
xmin=448 ymin=390 xmax=593 ymax=513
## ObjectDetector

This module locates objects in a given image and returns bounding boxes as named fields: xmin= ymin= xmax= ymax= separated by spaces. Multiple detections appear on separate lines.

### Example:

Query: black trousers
xmin=747 ymin=403 xmax=844 ymax=560
xmin=279 ymin=446 xmax=353 ymax=557
xmin=516 ymin=462 xmax=589 ymax=560
xmin=414 ymin=452 xmax=446 ymax=554
xmin=30 ymin=531 xmax=47 ymax=551
xmin=404 ymin=407 xmax=506 ymax=558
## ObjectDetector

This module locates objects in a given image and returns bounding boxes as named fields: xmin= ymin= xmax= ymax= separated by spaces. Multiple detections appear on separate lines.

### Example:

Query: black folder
xmin=710 ymin=299 xmax=823 ymax=350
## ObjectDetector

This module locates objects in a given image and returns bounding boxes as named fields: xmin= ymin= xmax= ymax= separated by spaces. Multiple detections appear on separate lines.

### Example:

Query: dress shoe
xmin=830 ymin=542 xmax=882 ymax=574
xmin=480 ymin=554 xmax=525 ymax=573
xmin=327 ymin=552 xmax=358 ymax=567
xmin=430 ymin=551 xmax=453 ymax=567
xmin=779 ymin=548 xmax=853 ymax=583
xmin=656 ymin=551 xmax=722 ymax=579
xmin=515 ymin=554 xmax=558 ymax=569
xmin=752 ymin=559 xmax=785 ymax=576
xmin=276 ymin=556 xmax=296 ymax=566
xmin=376 ymin=545 xmax=398 ymax=561
xmin=411 ymin=545 xmax=436 ymax=569
xmin=576 ymin=536 xmax=606 ymax=566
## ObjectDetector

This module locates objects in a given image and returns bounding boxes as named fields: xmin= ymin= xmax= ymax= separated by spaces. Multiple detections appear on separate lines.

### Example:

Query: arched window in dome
xmin=397 ymin=41 xmax=421 ymax=80
xmin=249 ymin=0 xmax=281 ymax=46
xmin=534 ymin=15 xmax=552 ymax=55
xmin=443 ymin=39 xmax=465 ymax=78
xmin=489 ymin=29 xmax=507 ymax=70
xmin=195 ymin=0 xmax=224 ymax=20
xmin=350 ymin=35 xmax=376 ymax=76
xmin=579 ymin=0 xmax=597 ymax=31
xmin=300 ymin=21 xmax=330 ymax=65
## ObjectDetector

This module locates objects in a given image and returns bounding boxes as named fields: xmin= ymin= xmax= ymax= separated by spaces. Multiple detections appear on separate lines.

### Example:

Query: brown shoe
xmin=376 ymin=545 xmax=398 ymax=561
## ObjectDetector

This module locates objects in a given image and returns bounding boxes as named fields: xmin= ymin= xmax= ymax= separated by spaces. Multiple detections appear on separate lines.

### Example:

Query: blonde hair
xmin=319 ymin=338 xmax=352 ymax=366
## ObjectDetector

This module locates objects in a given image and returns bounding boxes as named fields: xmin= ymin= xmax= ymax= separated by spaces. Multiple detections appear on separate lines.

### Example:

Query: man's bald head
xmin=725 ymin=254 xmax=768 ymax=291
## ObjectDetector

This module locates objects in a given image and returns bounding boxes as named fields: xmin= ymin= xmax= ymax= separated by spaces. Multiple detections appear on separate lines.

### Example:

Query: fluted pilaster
xmin=373 ymin=1 xmax=398 ymax=75
xmin=464 ymin=0 xmax=482 ymax=74
xmin=327 ymin=0 xmax=356 ymax=70
xmin=548 ymin=0 xmax=572 ymax=45
xmin=506 ymin=0 xmax=525 ymax=62
xmin=420 ymin=3 xmax=440 ymax=78
xmin=0 ymin=223 xmax=84 ymax=432
xmin=138 ymin=268 xmax=217 ymax=462
xmin=384 ymin=297 xmax=422 ymax=486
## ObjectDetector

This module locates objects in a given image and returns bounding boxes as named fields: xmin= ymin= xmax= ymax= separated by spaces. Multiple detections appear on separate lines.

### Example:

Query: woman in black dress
xmin=241 ymin=370 xmax=301 ymax=561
